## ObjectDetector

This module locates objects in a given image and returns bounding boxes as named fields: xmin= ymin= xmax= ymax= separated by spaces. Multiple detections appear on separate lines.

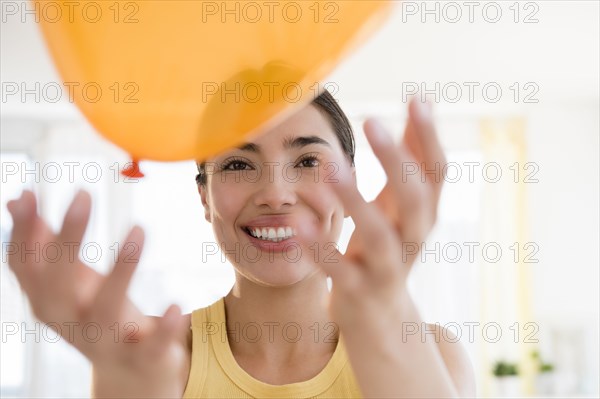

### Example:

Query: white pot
xmin=495 ymin=376 xmax=521 ymax=397
xmin=535 ymin=372 xmax=554 ymax=395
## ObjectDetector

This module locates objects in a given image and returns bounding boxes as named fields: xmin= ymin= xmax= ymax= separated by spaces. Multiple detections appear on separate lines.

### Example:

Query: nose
xmin=252 ymin=164 xmax=297 ymax=210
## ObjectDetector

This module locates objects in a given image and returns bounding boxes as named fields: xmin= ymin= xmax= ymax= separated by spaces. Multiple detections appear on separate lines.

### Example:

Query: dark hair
xmin=195 ymin=89 xmax=355 ymax=186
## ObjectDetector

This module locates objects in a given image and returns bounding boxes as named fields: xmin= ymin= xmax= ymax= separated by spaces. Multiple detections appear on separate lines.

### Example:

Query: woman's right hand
xmin=6 ymin=190 xmax=189 ymax=397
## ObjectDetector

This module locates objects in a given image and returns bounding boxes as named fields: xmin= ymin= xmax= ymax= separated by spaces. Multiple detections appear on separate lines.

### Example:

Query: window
xmin=1 ymin=152 xmax=34 ymax=397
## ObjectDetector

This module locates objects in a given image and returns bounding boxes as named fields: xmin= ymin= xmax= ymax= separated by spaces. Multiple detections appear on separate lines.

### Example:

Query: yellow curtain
xmin=478 ymin=117 xmax=537 ymax=396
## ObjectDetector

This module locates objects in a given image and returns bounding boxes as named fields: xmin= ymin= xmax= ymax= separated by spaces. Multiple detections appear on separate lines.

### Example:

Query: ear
xmin=344 ymin=166 xmax=357 ymax=219
xmin=198 ymin=184 xmax=211 ymax=223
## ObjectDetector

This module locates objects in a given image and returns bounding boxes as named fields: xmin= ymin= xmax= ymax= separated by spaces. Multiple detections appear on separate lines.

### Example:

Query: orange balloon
xmin=37 ymin=1 xmax=392 ymax=162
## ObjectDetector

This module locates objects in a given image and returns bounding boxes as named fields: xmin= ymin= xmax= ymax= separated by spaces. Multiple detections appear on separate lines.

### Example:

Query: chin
xmin=237 ymin=258 xmax=321 ymax=288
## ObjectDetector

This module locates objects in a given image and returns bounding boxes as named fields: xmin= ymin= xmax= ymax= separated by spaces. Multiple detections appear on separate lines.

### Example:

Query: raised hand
xmin=315 ymin=99 xmax=445 ymax=328
xmin=369 ymin=99 xmax=445 ymax=265
xmin=6 ymin=191 xmax=189 ymax=397
xmin=312 ymin=99 xmax=458 ymax=398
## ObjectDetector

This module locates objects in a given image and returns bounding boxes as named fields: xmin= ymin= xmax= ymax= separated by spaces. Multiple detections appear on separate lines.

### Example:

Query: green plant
xmin=493 ymin=361 xmax=519 ymax=377
xmin=531 ymin=350 xmax=555 ymax=373
xmin=540 ymin=363 xmax=554 ymax=373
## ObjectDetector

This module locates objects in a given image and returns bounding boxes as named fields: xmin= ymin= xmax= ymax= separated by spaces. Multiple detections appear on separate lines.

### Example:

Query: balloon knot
xmin=122 ymin=159 xmax=144 ymax=178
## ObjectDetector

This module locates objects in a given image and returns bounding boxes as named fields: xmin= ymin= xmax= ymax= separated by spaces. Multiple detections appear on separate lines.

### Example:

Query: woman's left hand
xmin=310 ymin=99 xmax=467 ymax=398
xmin=316 ymin=98 xmax=446 ymax=336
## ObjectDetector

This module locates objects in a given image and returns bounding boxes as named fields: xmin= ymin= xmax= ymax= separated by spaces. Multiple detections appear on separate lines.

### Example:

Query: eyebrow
xmin=236 ymin=135 xmax=331 ymax=153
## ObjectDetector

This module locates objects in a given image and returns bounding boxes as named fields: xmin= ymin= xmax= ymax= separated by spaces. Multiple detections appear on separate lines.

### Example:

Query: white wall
xmin=1 ymin=0 xmax=598 ymax=397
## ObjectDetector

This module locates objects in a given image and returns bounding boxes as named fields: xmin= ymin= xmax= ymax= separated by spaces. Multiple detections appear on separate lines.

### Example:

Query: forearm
xmin=91 ymin=366 xmax=154 ymax=399
xmin=342 ymin=296 xmax=459 ymax=398
xmin=92 ymin=367 xmax=144 ymax=399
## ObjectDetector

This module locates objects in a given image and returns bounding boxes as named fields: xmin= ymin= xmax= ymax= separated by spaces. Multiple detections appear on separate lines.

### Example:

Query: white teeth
xmin=247 ymin=226 xmax=296 ymax=242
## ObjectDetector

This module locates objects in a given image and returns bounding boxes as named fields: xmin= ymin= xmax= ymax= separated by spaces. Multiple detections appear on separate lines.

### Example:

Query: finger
xmin=326 ymin=172 xmax=399 ymax=273
xmin=45 ymin=191 xmax=93 ymax=297
xmin=145 ymin=304 xmax=184 ymax=359
xmin=290 ymin=221 xmax=349 ymax=281
xmin=57 ymin=190 xmax=92 ymax=262
xmin=6 ymin=191 xmax=52 ymax=288
xmin=6 ymin=191 xmax=39 ymax=266
xmin=312 ymin=246 xmax=363 ymax=295
xmin=292 ymin=222 xmax=365 ymax=293
xmin=363 ymin=118 xmax=432 ymax=242
xmin=405 ymin=98 xmax=446 ymax=206
xmin=93 ymin=226 xmax=145 ymax=321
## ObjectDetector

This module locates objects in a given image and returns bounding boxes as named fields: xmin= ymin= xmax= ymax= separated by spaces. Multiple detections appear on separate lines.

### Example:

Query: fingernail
xmin=366 ymin=118 xmax=392 ymax=146
xmin=415 ymin=100 xmax=432 ymax=123
xmin=6 ymin=200 xmax=16 ymax=215
xmin=70 ymin=190 xmax=87 ymax=215
xmin=7 ymin=197 xmax=23 ymax=217
xmin=164 ymin=305 xmax=180 ymax=324
xmin=129 ymin=225 xmax=145 ymax=244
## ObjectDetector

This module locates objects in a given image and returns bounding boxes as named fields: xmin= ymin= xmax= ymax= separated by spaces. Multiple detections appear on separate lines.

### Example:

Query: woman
xmin=6 ymin=90 xmax=476 ymax=398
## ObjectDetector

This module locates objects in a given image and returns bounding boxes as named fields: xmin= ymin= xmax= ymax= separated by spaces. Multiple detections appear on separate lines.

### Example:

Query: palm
xmin=317 ymin=99 xmax=445 ymax=330
xmin=7 ymin=191 xmax=188 ymax=396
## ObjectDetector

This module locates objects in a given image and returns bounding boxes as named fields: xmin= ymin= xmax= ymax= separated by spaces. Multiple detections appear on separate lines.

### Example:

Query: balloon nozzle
xmin=122 ymin=159 xmax=144 ymax=178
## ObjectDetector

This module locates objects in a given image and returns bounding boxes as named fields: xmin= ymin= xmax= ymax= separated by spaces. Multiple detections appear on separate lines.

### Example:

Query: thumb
xmin=313 ymin=247 xmax=361 ymax=296
xmin=146 ymin=304 xmax=185 ymax=358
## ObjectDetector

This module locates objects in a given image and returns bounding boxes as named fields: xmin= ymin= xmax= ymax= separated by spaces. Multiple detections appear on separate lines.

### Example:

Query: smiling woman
xmin=6 ymin=87 xmax=476 ymax=397
xmin=186 ymin=88 xmax=477 ymax=398
xmin=197 ymin=90 xmax=354 ymax=284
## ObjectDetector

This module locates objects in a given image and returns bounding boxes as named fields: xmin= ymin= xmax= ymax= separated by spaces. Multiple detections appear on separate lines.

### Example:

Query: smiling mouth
xmin=242 ymin=226 xmax=296 ymax=242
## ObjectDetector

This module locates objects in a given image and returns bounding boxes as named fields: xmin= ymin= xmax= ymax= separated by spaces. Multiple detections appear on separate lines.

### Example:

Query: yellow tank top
xmin=183 ymin=297 xmax=363 ymax=398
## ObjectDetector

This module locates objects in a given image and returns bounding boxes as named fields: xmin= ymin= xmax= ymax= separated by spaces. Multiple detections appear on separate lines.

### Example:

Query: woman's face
xmin=200 ymin=104 xmax=355 ymax=287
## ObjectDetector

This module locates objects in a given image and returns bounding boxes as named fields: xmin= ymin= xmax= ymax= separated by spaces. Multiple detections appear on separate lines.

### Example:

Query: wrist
xmin=342 ymin=291 xmax=419 ymax=347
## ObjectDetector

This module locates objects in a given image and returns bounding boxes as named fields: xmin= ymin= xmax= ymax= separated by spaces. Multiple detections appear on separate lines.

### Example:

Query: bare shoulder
xmin=425 ymin=323 xmax=477 ymax=398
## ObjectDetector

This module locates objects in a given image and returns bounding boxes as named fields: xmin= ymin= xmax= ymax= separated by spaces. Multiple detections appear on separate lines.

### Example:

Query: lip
xmin=240 ymin=215 xmax=300 ymax=253
xmin=241 ymin=214 xmax=296 ymax=229
xmin=242 ymin=228 xmax=300 ymax=253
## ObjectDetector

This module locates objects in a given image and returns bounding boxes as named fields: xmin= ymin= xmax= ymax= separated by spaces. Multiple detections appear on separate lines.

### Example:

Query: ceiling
xmin=1 ymin=1 xmax=598 ymax=124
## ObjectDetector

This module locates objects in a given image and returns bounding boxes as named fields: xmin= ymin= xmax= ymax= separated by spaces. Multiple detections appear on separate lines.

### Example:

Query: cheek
xmin=299 ymin=175 xmax=344 ymax=220
xmin=298 ymin=184 xmax=345 ymax=243
xmin=312 ymin=160 xmax=351 ymax=203
xmin=208 ymin=183 xmax=246 ymax=226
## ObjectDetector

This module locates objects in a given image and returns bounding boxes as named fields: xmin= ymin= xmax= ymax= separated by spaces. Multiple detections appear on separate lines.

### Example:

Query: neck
xmin=223 ymin=271 xmax=338 ymax=365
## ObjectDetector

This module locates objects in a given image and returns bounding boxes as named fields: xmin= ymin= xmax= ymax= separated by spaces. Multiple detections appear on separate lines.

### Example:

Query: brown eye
xmin=295 ymin=154 xmax=320 ymax=168
xmin=221 ymin=158 xmax=252 ymax=171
